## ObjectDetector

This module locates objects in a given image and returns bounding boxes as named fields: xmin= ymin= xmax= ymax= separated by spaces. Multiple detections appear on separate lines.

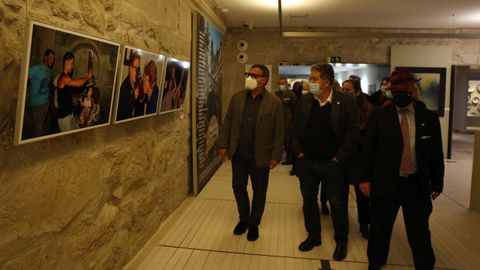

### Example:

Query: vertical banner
xmin=192 ymin=12 xmax=224 ymax=195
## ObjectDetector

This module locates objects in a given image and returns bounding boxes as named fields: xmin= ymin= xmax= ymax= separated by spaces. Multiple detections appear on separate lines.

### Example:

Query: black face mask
xmin=392 ymin=91 xmax=413 ymax=107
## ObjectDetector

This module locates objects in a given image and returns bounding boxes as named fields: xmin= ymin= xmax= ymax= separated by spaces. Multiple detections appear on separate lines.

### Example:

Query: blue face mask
xmin=309 ymin=82 xmax=321 ymax=95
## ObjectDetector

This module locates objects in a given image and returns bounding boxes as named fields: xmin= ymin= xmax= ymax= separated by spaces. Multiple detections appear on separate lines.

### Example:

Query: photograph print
xmin=114 ymin=47 xmax=165 ymax=123
xmin=159 ymin=58 xmax=190 ymax=113
xmin=14 ymin=20 xmax=120 ymax=144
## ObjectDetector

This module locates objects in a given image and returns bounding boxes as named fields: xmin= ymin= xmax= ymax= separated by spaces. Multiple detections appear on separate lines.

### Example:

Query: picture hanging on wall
xmin=14 ymin=20 xmax=120 ymax=145
xmin=191 ymin=12 xmax=225 ymax=195
xmin=398 ymin=66 xmax=446 ymax=116
xmin=114 ymin=46 xmax=165 ymax=123
xmin=159 ymin=58 xmax=190 ymax=113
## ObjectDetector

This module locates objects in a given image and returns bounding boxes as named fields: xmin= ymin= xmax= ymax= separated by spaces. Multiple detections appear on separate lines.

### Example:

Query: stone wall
xmin=222 ymin=27 xmax=480 ymax=110
xmin=0 ymin=0 xmax=222 ymax=269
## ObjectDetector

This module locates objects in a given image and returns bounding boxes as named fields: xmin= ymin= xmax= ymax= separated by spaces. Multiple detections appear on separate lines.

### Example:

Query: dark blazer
xmin=291 ymin=89 xmax=360 ymax=165
xmin=218 ymin=89 xmax=285 ymax=168
xmin=360 ymin=104 xmax=444 ymax=199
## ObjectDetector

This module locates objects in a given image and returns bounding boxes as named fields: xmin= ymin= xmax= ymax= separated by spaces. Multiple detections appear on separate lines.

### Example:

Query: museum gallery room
xmin=1 ymin=0 xmax=480 ymax=269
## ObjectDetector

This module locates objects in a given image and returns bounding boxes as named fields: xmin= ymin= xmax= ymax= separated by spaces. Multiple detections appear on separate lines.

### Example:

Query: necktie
xmin=399 ymin=109 xmax=414 ymax=174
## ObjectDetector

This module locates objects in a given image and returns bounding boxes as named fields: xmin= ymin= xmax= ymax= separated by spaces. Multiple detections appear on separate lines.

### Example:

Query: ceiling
xmin=214 ymin=0 xmax=480 ymax=29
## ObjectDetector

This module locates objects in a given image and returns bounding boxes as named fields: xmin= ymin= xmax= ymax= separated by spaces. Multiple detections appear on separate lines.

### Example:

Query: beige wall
xmin=222 ymin=27 xmax=480 ymax=118
xmin=0 ymin=0 xmax=223 ymax=269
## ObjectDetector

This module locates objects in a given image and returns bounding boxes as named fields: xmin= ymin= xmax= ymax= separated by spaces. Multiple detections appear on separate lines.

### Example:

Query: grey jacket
xmin=218 ymin=89 xmax=285 ymax=168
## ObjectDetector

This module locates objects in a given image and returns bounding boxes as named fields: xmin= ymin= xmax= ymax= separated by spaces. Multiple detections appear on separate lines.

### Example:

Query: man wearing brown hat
xmin=359 ymin=68 xmax=444 ymax=270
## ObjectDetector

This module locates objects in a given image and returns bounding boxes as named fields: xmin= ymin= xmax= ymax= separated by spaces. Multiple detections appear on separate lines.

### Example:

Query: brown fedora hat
xmin=389 ymin=68 xmax=421 ymax=90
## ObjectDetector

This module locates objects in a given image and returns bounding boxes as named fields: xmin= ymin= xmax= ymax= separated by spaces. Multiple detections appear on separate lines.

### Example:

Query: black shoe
xmin=289 ymin=170 xmax=295 ymax=176
xmin=298 ymin=236 xmax=322 ymax=251
xmin=233 ymin=220 xmax=248 ymax=235
xmin=368 ymin=264 xmax=384 ymax=270
xmin=321 ymin=202 xmax=330 ymax=215
xmin=360 ymin=224 xmax=369 ymax=239
xmin=247 ymin=225 xmax=259 ymax=241
xmin=333 ymin=243 xmax=348 ymax=261
xmin=281 ymin=161 xmax=293 ymax=165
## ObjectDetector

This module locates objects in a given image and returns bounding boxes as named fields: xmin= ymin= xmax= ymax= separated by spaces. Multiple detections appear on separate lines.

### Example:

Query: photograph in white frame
xmin=114 ymin=46 xmax=166 ymax=123
xmin=14 ymin=20 xmax=120 ymax=145
xmin=159 ymin=58 xmax=190 ymax=113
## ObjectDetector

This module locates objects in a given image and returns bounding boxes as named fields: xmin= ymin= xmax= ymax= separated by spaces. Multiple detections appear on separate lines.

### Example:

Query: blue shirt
xmin=28 ymin=63 xmax=52 ymax=106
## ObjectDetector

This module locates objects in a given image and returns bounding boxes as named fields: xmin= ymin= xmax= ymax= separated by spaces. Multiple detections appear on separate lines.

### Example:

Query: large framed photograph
xmin=159 ymin=58 xmax=190 ymax=113
xmin=114 ymin=47 xmax=165 ymax=123
xmin=191 ymin=12 xmax=225 ymax=195
xmin=398 ymin=66 xmax=446 ymax=116
xmin=14 ymin=20 xmax=120 ymax=145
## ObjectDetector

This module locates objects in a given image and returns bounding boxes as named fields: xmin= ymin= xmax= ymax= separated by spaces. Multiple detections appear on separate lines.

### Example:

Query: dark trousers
xmin=231 ymin=155 xmax=270 ymax=226
xmin=354 ymin=183 xmax=370 ymax=226
xmin=296 ymin=157 xmax=349 ymax=244
xmin=284 ymin=127 xmax=293 ymax=163
xmin=368 ymin=174 xmax=435 ymax=269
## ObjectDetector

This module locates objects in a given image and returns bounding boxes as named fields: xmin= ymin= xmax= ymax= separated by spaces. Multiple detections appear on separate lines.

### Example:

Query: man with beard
xmin=218 ymin=64 xmax=284 ymax=242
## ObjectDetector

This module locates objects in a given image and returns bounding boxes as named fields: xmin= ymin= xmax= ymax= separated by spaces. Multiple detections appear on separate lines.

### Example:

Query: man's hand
xmin=431 ymin=191 xmax=441 ymax=200
xmin=218 ymin=148 xmax=228 ymax=159
xmin=359 ymin=182 xmax=371 ymax=197
xmin=270 ymin=159 xmax=280 ymax=169
xmin=297 ymin=152 xmax=304 ymax=158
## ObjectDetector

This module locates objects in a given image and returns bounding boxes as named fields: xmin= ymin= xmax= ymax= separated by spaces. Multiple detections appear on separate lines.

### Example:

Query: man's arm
xmin=270 ymin=97 xmax=285 ymax=167
xmin=217 ymin=95 xmax=234 ymax=158
xmin=430 ymin=112 xmax=444 ymax=199
xmin=335 ymin=96 xmax=360 ymax=164
xmin=290 ymin=96 xmax=306 ymax=157
xmin=358 ymin=108 xmax=379 ymax=197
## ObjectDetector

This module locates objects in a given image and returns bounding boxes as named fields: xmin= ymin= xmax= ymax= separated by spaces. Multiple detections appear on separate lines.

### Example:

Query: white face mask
xmin=381 ymin=85 xmax=387 ymax=93
xmin=278 ymin=85 xmax=286 ymax=91
xmin=309 ymin=82 xmax=322 ymax=95
xmin=245 ymin=76 xmax=258 ymax=90
xmin=385 ymin=89 xmax=393 ymax=99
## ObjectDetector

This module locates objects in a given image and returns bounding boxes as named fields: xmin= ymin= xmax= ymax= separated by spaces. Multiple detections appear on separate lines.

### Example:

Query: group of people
xmin=218 ymin=63 xmax=444 ymax=270
xmin=26 ymin=48 xmax=100 ymax=138
xmin=116 ymin=52 xmax=160 ymax=121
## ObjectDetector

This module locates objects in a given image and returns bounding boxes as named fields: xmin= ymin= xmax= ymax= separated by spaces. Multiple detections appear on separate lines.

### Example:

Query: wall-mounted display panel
xmin=192 ymin=12 xmax=224 ymax=195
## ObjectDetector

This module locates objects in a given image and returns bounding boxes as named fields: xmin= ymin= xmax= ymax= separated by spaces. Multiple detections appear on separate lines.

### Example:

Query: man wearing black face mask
xmin=218 ymin=64 xmax=284 ymax=242
xmin=359 ymin=68 xmax=444 ymax=270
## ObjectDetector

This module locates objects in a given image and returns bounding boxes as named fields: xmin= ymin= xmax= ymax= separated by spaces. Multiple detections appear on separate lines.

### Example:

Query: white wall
xmin=391 ymin=45 xmax=451 ymax=157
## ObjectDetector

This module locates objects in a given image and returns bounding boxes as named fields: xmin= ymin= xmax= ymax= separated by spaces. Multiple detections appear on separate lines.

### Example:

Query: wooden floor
xmin=126 ymin=133 xmax=480 ymax=270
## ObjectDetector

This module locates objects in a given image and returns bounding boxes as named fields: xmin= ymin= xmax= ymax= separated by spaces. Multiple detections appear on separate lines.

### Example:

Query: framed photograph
xmin=113 ymin=46 xmax=166 ymax=123
xmin=191 ymin=12 xmax=225 ymax=195
xmin=398 ymin=66 xmax=446 ymax=116
xmin=14 ymin=20 xmax=120 ymax=145
xmin=159 ymin=58 xmax=190 ymax=113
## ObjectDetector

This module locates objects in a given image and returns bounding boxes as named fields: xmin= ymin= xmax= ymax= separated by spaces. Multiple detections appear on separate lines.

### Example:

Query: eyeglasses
xmin=245 ymin=72 xmax=265 ymax=79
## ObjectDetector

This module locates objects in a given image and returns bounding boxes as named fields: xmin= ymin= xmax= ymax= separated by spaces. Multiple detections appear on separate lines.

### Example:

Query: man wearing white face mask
xmin=218 ymin=64 xmax=284 ymax=242
xmin=274 ymin=77 xmax=297 ymax=167
xmin=291 ymin=63 xmax=359 ymax=261
xmin=370 ymin=77 xmax=391 ymax=107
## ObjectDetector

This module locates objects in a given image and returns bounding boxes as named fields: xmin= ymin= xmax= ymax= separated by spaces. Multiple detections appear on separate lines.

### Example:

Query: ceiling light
xmin=258 ymin=0 xmax=316 ymax=9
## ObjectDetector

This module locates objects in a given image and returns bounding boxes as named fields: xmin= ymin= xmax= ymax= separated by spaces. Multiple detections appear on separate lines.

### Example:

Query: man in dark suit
xmin=359 ymin=68 xmax=444 ymax=270
xmin=291 ymin=63 xmax=359 ymax=261
xmin=218 ymin=64 xmax=284 ymax=242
